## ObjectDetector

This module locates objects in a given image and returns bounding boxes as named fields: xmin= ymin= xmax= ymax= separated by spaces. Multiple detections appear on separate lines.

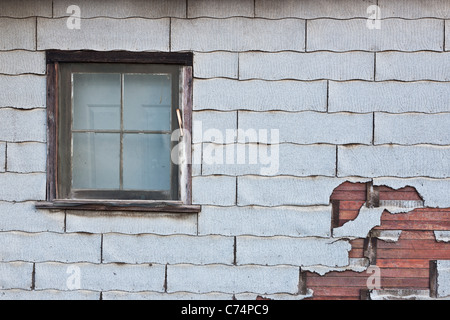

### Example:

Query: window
xmin=37 ymin=51 xmax=199 ymax=213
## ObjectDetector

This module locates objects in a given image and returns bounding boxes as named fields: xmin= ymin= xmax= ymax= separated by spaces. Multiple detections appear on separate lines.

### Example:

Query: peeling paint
xmin=437 ymin=260 xmax=450 ymax=298
xmin=379 ymin=200 xmax=424 ymax=212
xmin=434 ymin=231 xmax=450 ymax=243
xmin=373 ymin=178 xmax=450 ymax=208
xmin=302 ymin=258 xmax=369 ymax=276
xmin=383 ymin=205 xmax=421 ymax=214
xmin=332 ymin=182 xmax=433 ymax=239
xmin=333 ymin=204 xmax=385 ymax=238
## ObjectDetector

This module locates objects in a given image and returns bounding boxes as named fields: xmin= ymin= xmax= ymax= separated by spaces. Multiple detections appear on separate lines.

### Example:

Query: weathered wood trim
xmin=363 ymin=236 xmax=378 ymax=265
xmin=180 ymin=66 xmax=193 ymax=205
xmin=35 ymin=200 xmax=201 ymax=213
xmin=46 ymin=50 xmax=193 ymax=66
xmin=331 ymin=200 xmax=340 ymax=233
xmin=429 ymin=260 xmax=438 ymax=298
xmin=46 ymin=61 xmax=58 ymax=202
xmin=298 ymin=269 xmax=307 ymax=295
xmin=359 ymin=289 xmax=371 ymax=300
xmin=366 ymin=181 xmax=380 ymax=208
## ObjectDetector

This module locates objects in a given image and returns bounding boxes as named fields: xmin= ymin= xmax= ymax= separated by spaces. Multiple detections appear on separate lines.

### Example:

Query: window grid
xmin=70 ymin=72 xmax=173 ymax=193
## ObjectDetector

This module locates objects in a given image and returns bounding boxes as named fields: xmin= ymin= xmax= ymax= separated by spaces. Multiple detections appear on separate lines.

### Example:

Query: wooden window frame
xmin=36 ymin=50 xmax=200 ymax=214
xmin=58 ymin=63 xmax=181 ymax=201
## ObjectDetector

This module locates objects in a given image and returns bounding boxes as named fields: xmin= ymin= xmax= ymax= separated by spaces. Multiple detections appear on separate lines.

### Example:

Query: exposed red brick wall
xmin=330 ymin=182 xmax=367 ymax=227
xmin=306 ymin=182 xmax=450 ymax=300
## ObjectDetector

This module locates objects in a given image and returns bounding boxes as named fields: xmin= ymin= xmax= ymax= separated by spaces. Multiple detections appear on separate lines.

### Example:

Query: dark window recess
xmin=36 ymin=51 xmax=199 ymax=213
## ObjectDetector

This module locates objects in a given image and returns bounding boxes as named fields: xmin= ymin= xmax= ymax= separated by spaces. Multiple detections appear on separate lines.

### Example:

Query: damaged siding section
xmin=0 ymin=0 xmax=448 ymax=300
xmin=306 ymin=182 xmax=450 ymax=300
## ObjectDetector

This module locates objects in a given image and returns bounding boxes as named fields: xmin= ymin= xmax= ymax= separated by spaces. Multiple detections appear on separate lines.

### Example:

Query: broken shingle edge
xmin=373 ymin=177 xmax=450 ymax=208
xmin=332 ymin=177 xmax=450 ymax=240
xmin=332 ymin=202 xmax=421 ymax=239
xmin=301 ymin=258 xmax=369 ymax=276
xmin=434 ymin=231 xmax=450 ymax=243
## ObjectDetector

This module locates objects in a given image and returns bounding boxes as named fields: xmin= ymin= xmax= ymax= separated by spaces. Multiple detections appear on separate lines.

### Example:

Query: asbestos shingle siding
xmin=0 ymin=0 xmax=449 ymax=299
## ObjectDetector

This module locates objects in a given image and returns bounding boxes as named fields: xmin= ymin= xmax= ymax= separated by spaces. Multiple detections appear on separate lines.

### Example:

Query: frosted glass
xmin=123 ymin=134 xmax=171 ymax=191
xmin=123 ymin=74 xmax=172 ymax=131
xmin=72 ymin=133 xmax=120 ymax=189
xmin=73 ymin=73 xmax=121 ymax=130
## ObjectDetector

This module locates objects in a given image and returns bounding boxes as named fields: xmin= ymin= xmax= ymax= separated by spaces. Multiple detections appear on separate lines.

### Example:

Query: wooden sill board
xmin=35 ymin=200 xmax=201 ymax=213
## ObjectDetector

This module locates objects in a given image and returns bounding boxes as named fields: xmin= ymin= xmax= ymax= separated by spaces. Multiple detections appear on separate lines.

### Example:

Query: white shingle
xmin=446 ymin=20 xmax=450 ymax=51
xmin=308 ymin=19 xmax=443 ymax=52
xmin=0 ymin=173 xmax=46 ymax=201
xmin=0 ymin=232 xmax=101 ymax=263
xmin=0 ymin=289 xmax=99 ymax=300
xmin=0 ymin=108 xmax=46 ymax=142
xmin=237 ymin=176 xmax=353 ymax=206
xmin=0 ymin=51 xmax=46 ymax=75
xmin=374 ymin=112 xmax=450 ymax=145
xmin=194 ymin=52 xmax=238 ymax=79
xmin=6 ymin=142 xmax=47 ymax=173
xmin=0 ymin=201 xmax=65 ymax=233
xmin=0 ymin=18 xmax=35 ymax=50
xmin=102 ymin=234 xmax=234 ymax=265
xmin=37 ymin=17 xmax=170 ymax=51
xmin=0 ymin=75 xmax=46 ymax=108
xmin=167 ymin=264 xmax=300 ymax=294
xmin=239 ymin=52 xmax=374 ymax=81
xmin=192 ymin=143 xmax=202 ymax=176
xmin=192 ymin=175 xmax=236 ymax=206
xmin=201 ymin=143 xmax=336 ymax=177
xmin=194 ymin=79 xmax=327 ymax=112
xmin=256 ymin=0 xmax=377 ymax=19
xmin=329 ymin=81 xmax=450 ymax=113
xmin=0 ymin=262 xmax=33 ymax=290
xmin=379 ymin=0 xmax=450 ymax=19
xmin=102 ymin=291 xmax=233 ymax=300
xmin=338 ymin=145 xmax=450 ymax=178
xmin=0 ymin=0 xmax=52 ymax=17
xmin=53 ymin=0 xmax=186 ymax=18
xmin=0 ymin=143 xmax=4 ymax=172
xmin=192 ymin=111 xmax=237 ymax=144
xmin=437 ymin=260 xmax=450 ymax=298
xmin=188 ymin=0 xmax=254 ymax=18
xmin=238 ymin=111 xmax=373 ymax=145
xmin=172 ymin=18 xmax=305 ymax=52
xmin=35 ymin=262 xmax=166 ymax=292
xmin=376 ymin=52 xmax=450 ymax=81
xmin=198 ymin=205 xmax=332 ymax=237
xmin=66 ymin=211 xmax=197 ymax=235
xmin=236 ymin=236 xmax=350 ymax=267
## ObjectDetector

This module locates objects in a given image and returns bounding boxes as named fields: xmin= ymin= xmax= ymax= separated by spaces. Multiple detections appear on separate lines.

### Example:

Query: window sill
xmin=35 ymin=200 xmax=201 ymax=213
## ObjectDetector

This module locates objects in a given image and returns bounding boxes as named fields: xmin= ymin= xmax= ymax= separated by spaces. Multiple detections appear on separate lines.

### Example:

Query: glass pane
xmin=73 ymin=73 xmax=121 ymax=130
xmin=123 ymin=133 xmax=172 ymax=191
xmin=72 ymin=133 xmax=120 ymax=190
xmin=123 ymin=74 xmax=172 ymax=131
